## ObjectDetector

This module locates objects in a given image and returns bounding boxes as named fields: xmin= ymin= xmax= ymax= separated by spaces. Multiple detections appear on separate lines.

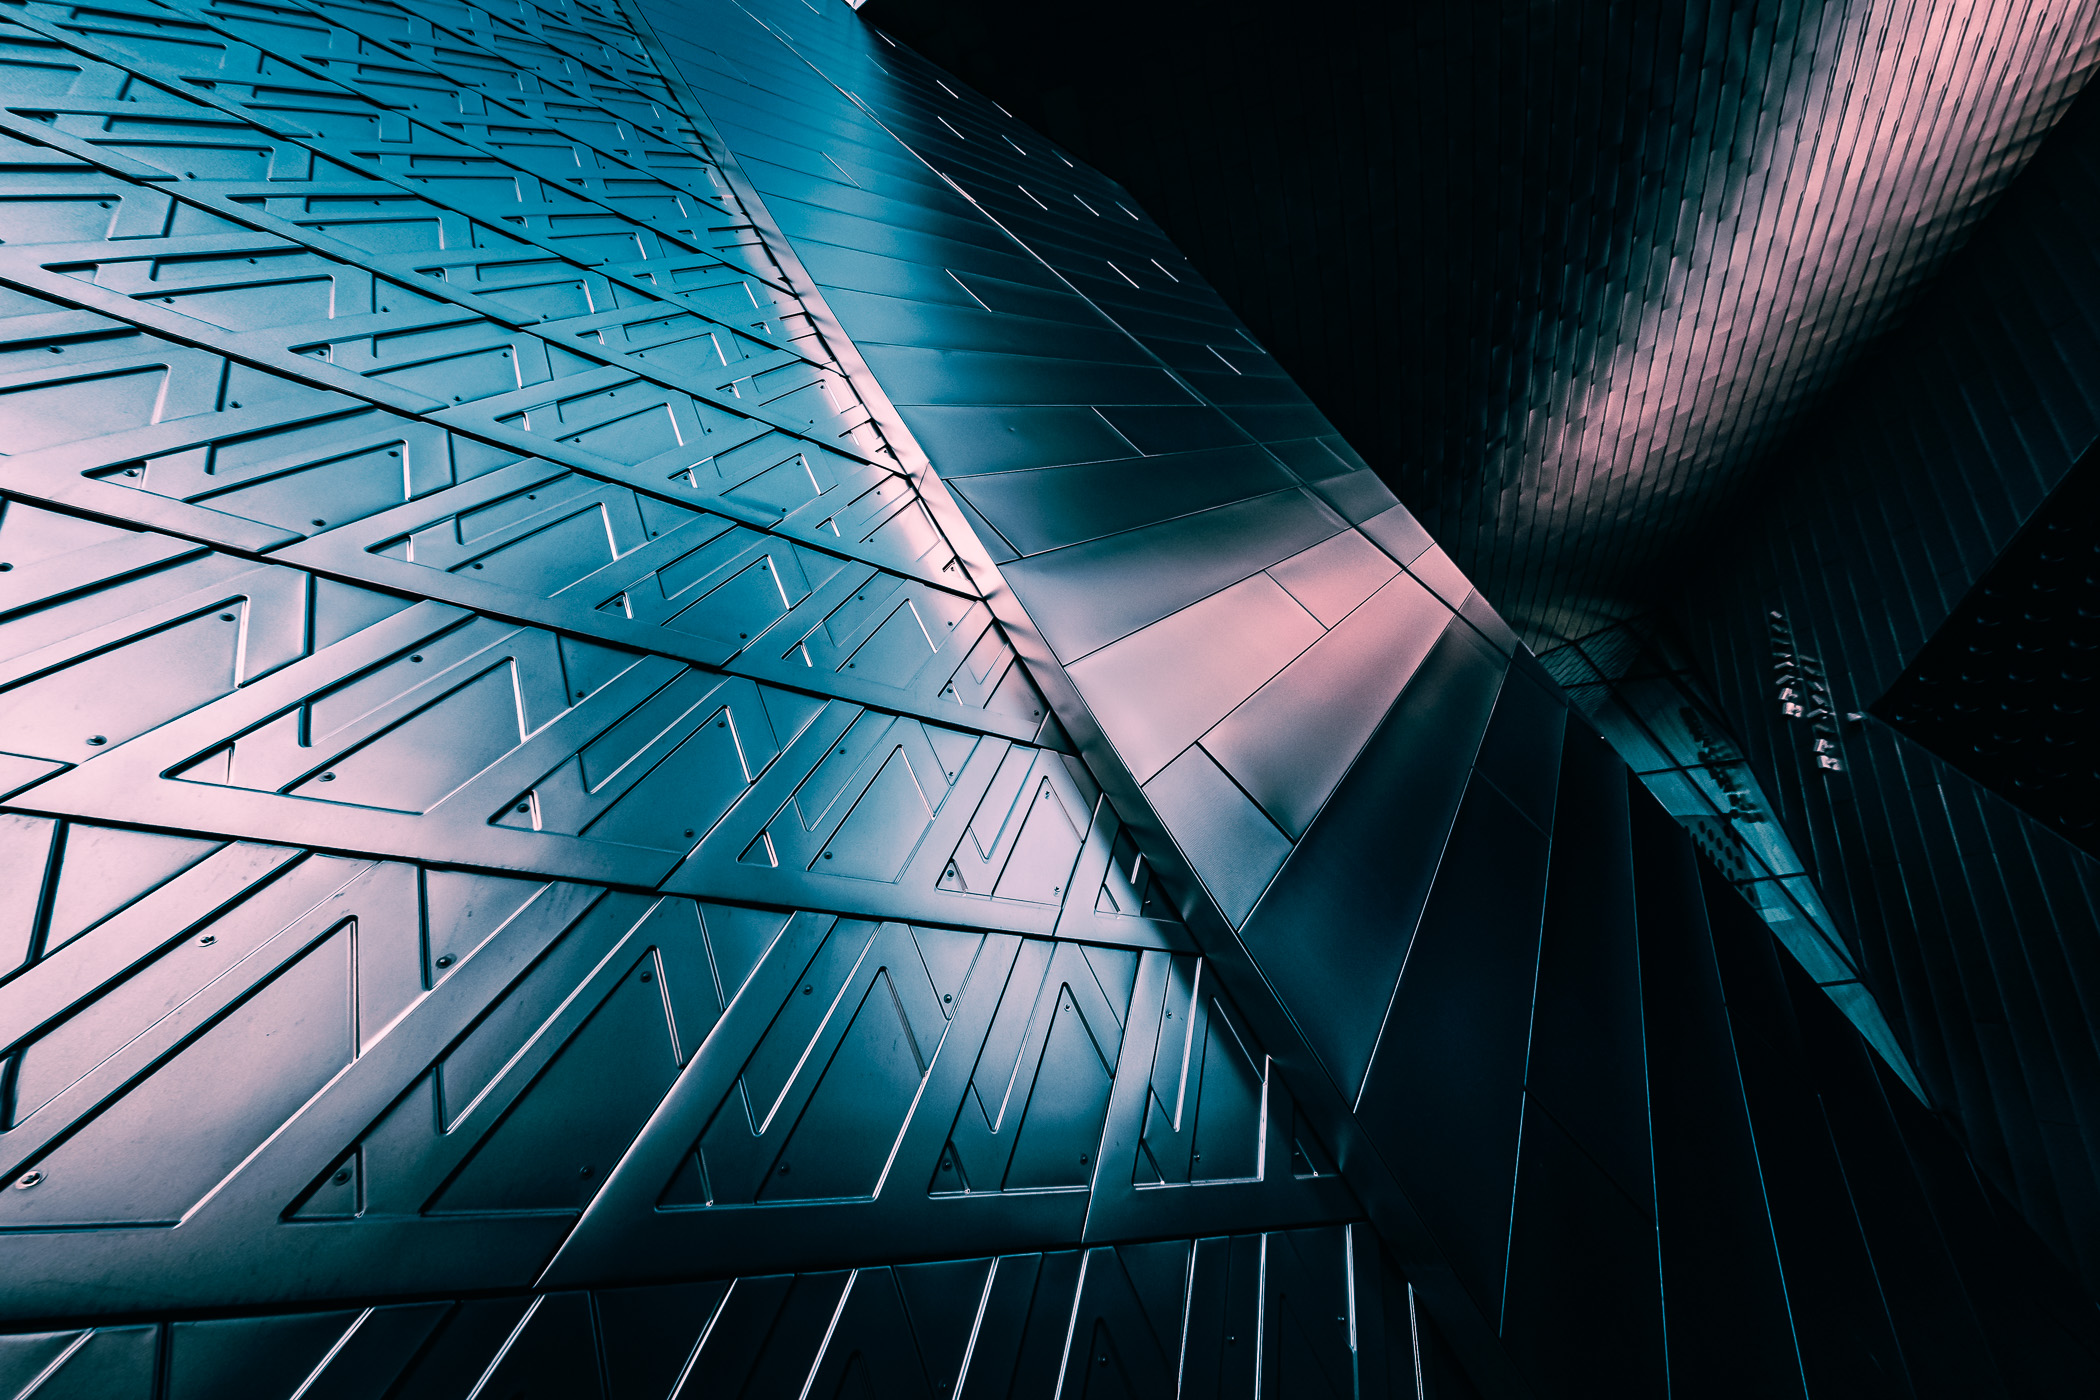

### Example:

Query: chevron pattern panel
xmin=0 ymin=0 xmax=1362 ymax=1353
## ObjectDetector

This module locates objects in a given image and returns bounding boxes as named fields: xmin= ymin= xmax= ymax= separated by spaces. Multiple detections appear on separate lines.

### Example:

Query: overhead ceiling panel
xmin=862 ymin=0 xmax=2100 ymax=645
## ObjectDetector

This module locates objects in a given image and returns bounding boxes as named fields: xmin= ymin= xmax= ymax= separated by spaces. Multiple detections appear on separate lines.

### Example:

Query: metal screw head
xmin=331 ymin=1169 xmax=351 ymax=1185
xmin=778 ymin=1163 xmax=790 ymax=1175
xmin=13 ymin=1172 xmax=42 ymax=1190
xmin=578 ymin=1165 xmax=592 ymax=1178
xmin=86 ymin=736 xmax=106 ymax=746
xmin=803 ymin=985 xmax=813 ymax=995
xmin=198 ymin=935 xmax=216 ymax=947
xmin=435 ymin=954 xmax=455 ymax=969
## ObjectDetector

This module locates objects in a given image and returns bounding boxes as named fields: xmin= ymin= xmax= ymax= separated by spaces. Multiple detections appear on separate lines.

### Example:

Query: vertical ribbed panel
xmin=1683 ymin=76 xmax=2100 ymax=1291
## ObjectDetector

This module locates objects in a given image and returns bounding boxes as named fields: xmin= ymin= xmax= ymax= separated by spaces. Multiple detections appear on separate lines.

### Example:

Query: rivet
xmin=473 ymin=562 xmax=484 ymax=569
xmin=943 ymin=993 xmax=952 ymax=1003
xmin=778 ymin=1163 xmax=790 ymax=1174
xmin=47 ymin=346 xmax=60 ymax=354
xmin=1079 ymin=1154 xmax=1088 ymax=1165
xmin=410 ymin=654 xmax=422 ymax=662
xmin=311 ymin=518 xmax=325 ymax=527
xmin=13 ymin=1172 xmax=42 ymax=1190
xmin=219 ymin=612 xmax=236 ymax=621
xmin=0 ymin=563 xmax=9 ymax=571
xmin=86 ymin=735 xmax=106 ymax=746
xmin=435 ymin=954 xmax=455 ymax=968
xmin=683 ymin=828 xmax=694 ymax=837
xmin=516 ymin=803 xmax=530 ymax=813
xmin=319 ymin=772 xmax=335 ymax=781
xmin=331 ymin=1168 xmax=351 ymax=1185
xmin=578 ymin=1165 xmax=592 ymax=1177
xmin=640 ymin=970 xmax=653 ymax=982
xmin=823 ymin=852 xmax=833 ymax=859
xmin=198 ymin=935 xmax=216 ymax=946
xmin=803 ymin=985 xmax=813 ymax=995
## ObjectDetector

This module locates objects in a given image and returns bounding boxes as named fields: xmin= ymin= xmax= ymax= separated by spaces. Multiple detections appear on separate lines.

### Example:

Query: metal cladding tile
xmin=1467 ymin=662 xmax=1568 ymax=833
xmin=892 ymin=401 xmax=1141 ymax=476
xmin=0 ymin=865 xmax=617 ymax=1314
xmin=841 ymin=343 xmax=1191 ymax=408
xmin=1000 ymin=488 xmax=1346 ymax=663
xmin=1405 ymin=543 xmax=1474 ymax=614
xmin=1498 ymin=1101 xmax=1668 ymax=1398
xmin=1357 ymin=502 xmax=1436 ymax=568
xmin=771 ymin=210 xmax=1066 ymax=294
xmin=1522 ymin=724 xmax=1654 ymax=1216
xmin=272 ymin=461 xmax=1043 ymax=743
xmin=1233 ymin=621 xmax=1505 ymax=1101
xmin=1262 ymin=526 xmax=1402 ymax=629
xmin=534 ymin=918 xmax=1350 ymax=1288
xmin=1139 ymin=744 xmax=1291 ymax=931
xmin=815 ymin=290 xmax=1141 ymax=365
xmin=1199 ymin=569 xmax=1452 ymax=841
xmin=1352 ymin=775 xmax=1554 ymax=1325
xmin=947 ymin=443 xmax=1296 ymax=557
xmin=1302 ymin=466 xmax=1401 ymax=527
xmin=1093 ymin=403 xmax=1247 ymax=454
xmin=1628 ymin=786 xmax=1807 ymax=1397
xmin=1065 ymin=570 xmax=1323 ymax=785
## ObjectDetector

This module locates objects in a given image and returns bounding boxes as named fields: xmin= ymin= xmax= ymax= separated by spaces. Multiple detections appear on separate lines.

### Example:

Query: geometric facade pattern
xmin=1 ymin=0 xmax=2098 ymax=1395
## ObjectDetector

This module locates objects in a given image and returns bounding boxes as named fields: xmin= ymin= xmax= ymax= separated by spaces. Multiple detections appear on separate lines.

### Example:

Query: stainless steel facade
xmin=0 ymin=0 xmax=2093 ymax=1395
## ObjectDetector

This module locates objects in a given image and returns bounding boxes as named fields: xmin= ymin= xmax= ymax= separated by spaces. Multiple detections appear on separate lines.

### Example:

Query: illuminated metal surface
xmin=1682 ymin=71 xmax=2100 ymax=1299
xmin=1537 ymin=616 xmax=1922 ymax=1097
xmin=860 ymin=0 xmax=2100 ymax=647
xmin=0 ymin=0 xmax=2093 ymax=1393
xmin=0 ymin=0 xmax=1352 ymax=1325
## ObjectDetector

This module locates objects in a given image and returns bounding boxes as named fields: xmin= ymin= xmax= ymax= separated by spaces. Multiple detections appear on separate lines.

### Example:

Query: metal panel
xmin=0 ymin=0 xmax=2094 ymax=1392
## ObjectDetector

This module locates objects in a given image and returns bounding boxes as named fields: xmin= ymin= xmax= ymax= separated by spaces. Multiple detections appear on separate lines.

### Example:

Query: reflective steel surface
xmin=0 ymin=0 xmax=2094 ymax=1393
xmin=862 ymin=0 xmax=2100 ymax=646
